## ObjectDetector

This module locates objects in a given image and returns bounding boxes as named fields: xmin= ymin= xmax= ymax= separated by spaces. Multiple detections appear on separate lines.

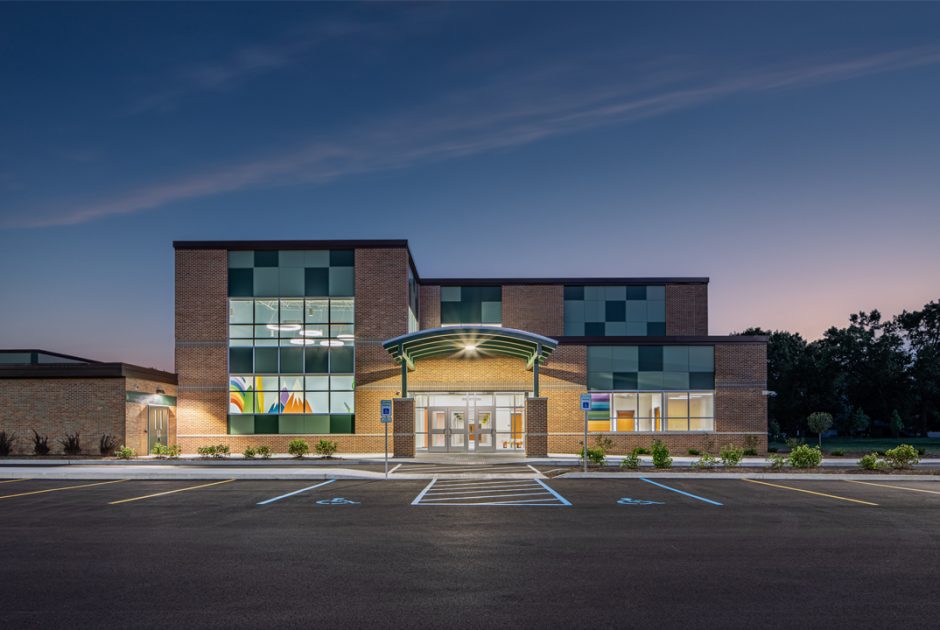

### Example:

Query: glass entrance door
xmin=469 ymin=407 xmax=496 ymax=452
xmin=427 ymin=407 xmax=469 ymax=452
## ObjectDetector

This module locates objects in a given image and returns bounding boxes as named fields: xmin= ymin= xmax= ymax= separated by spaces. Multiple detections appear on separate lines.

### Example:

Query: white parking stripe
xmin=412 ymin=478 xmax=570 ymax=507
xmin=422 ymin=492 xmax=551 ymax=502
xmin=257 ymin=480 xmax=336 ymax=505
xmin=411 ymin=478 xmax=438 ymax=505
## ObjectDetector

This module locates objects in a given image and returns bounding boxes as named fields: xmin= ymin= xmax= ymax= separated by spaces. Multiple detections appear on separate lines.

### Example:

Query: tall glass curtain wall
xmin=227 ymin=250 xmax=355 ymax=435
xmin=564 ymin=285 xmax=666 ymax=336
xmin=586 ymin=345 xmax=715 ymax=432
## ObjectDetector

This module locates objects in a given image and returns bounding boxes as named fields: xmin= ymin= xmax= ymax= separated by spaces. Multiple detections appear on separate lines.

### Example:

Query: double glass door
xmin=428 ymin=406 xmax=495 ymax=452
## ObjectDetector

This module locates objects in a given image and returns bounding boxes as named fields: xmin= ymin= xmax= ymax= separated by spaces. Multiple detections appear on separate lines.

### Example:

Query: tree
xmin=889 ymin=409 xmax=904 ymax=438
xmin=851 ymin=408 xmax=870 ymax=437
xmin=806 ymin=412 xmax=834 ymax=448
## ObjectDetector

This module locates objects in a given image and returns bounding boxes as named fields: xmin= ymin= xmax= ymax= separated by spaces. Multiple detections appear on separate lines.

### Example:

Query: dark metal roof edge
xmin=0 ymin=349 xmax=101 ymax=363
xmin=419 ymin=277 xmax=710 ymax=286
xmin=0 ymin=363 xmax=178 ymax=383
xmin=557 ymin=335 xmax=768 ymax=345
xmin=173 ymin=239 xmax=411 ymax=251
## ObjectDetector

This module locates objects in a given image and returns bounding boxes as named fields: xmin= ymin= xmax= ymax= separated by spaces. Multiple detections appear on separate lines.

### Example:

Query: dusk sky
xmin=1 ymin=2 xmax=939 ymax=372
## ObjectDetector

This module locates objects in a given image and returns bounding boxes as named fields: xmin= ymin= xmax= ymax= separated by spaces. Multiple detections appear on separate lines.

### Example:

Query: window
xmin=597 ymin=391 xmax=713 ymax=432
xmin=440 ymin=285 xmax=501 ymax=325
xmin=564 ymin=285 xmax=665 ymax=336
xmin=227 ymin=293 xmax=355 ymax=435
xmin=228 ymin=249 xmax=354 ymax=299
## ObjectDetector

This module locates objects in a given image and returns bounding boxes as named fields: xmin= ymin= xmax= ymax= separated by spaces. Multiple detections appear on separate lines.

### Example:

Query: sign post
xmin=380 ymin=400 xmax=392 ymax=480
xmin=580 ymin=393 xmax=591 ymax=473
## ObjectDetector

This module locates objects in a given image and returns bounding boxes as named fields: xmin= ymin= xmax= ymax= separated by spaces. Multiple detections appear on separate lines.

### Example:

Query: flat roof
xmin=173 ymin=239 xmax=707 ymax=285
xmin=0 ymin=349 xmax=177 ymax=383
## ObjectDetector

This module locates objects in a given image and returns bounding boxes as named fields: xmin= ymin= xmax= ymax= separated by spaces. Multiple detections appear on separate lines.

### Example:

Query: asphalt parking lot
xmin=2 ymin=476 xmax=939 ymax=629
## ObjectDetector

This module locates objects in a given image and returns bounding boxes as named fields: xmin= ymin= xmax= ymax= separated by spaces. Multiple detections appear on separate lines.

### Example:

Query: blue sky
xmin=1 ymin=2 xmax=939 ymax=371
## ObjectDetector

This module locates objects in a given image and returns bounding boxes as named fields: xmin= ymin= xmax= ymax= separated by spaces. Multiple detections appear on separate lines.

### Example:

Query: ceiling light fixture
xmin=266 ymin=324 xmax=301 ymax=332
xmin=289 ymin=338 xmax=316 ymax=346
xmin=320 ymin=340 xmax=345 ymax=347
xmin=299 ymin=329 xmax=324 ymax=337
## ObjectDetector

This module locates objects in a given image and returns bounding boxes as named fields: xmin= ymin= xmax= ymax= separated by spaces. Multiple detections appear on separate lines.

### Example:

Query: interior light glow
xmin=320 ymin=340 xmax=345 ymax=347
xmin=464 ymin=344 xmax=477 ymax=351
xmin=267 ymin=324 xmax=301 ymax=332
xmin=289 ymin=338 xmax=316 ymax=346
xmin=299 ymin=329 xmax=324 ymax=337
xmin=337 ymin=334 xmax=355 ymax=340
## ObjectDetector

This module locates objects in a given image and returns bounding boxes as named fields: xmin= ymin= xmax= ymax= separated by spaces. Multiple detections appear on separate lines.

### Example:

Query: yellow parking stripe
xmin=846 ymin=479 xmax=940 ymax=496
xmin=743 ymin=479 xmax=878 ymax=506
xmin=0 ymin=478 xmax=28 ymax=485
xmin=109 ymin=479 xmax=235 ymax=505
xmin=0 ymin=479 xmax=128 ymax=500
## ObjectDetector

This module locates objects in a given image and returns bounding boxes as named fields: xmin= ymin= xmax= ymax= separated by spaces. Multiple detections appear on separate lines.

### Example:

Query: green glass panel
xmin=306 ymin=415 xmax=331 ymax=434
xmin=278 ymin=268 xmax=305 ymax=297
xmin=689 ymin=372 xmax=715 ymax=389
xmin=626 ymin=286 xmax=647 ymax=300
xmin=305 ymin=268 xmax=329 ymax=296
xmin=304 ymin=347 xmax=329 ymax=373
xmin=278 ymin=251 xmax=305 ymax=267
xmin=254 ymin=251 xmax=278 ymax=267
xmin=228 ymin=251 xmax=254 ymax=269
xmin=330 ymin=414 xmax=354 ymax=434
xmin=253 ymin=268 xmax=279 ymax=296
xmin=330 ymin=346 xmax=354 ymax=373
xmin=328 ymin=267 xmax=354 ymax=297
xmin=663 ymin=346 xmax=689 ymax=372
xmin=228 ymin=269 xmax=253 ymax=297
xmin=279 ymin=348 xmax=304 ymax=373
xmin=228 ymin=414 xmax=255 ymax=435
xmin=278 ymin=415 xmax=305 ymax=434
xmin=588 ymin=371 xmax=613 ymax=390
xmin=564 ymin=285 xmax=584 ymax=300
xmin=254 ymin=347 xmax=279 ymax=373
xmin=688 ymin=346 xmax=714 ymax=372
xmin=329 ymin=249 xmax=354 ymax=266
xmin=646 ymin=322 xmax=666 ymax=336
xmin=229 ymin=348 xmax=253 ymax=373
xmin=254 ymin=415 xmax=279 ymax=434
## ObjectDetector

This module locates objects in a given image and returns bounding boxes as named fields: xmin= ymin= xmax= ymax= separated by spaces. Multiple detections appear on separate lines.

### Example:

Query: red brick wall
xmin=393 ymin=397 xmax=415 ymax=457
xmin=525 ymin=397 xmax=548 ymax=456
xmin=502 ymin=284 xmax=564 ymax=336
xmin=666 ymin=284 xmax=708 ymax=336
xmin=419 ymin=285 xmax=440 ymax=329
xmin=714 ymin=341 xmax=768 ymax=452
xmin=175 ymin=248 xmax=229 ymax=444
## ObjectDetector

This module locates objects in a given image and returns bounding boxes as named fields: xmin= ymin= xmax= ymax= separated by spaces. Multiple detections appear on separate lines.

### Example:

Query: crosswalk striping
xmin=412 ymin=477 xmax=570 ymax=506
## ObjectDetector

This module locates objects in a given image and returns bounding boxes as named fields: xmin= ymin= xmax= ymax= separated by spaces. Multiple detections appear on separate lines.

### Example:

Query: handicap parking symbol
xmin=617 ymin=497 xmax=664 ymax=506
xmin=316 ymin=497 xmax=360 ymax=505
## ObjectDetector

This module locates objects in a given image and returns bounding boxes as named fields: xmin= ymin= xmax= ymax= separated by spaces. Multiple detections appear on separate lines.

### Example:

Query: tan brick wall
xmin=666 ymin=284 xmax=708 ymax=335
xmin=177 ymin=434 xmax=391 ymax=455
xmin=175 ymin=248 xmax=228 ymax=443
xmin=0 ymin=378 xmax=125 ymax=455
xmin=502 ymin=285 xmax=564 ymax=336
xmin=419 ymin=285 xmax=440 ymax=329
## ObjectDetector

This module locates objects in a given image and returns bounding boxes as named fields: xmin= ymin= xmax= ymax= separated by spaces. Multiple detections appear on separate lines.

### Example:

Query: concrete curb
xmin=558 ymin=472 xmax=940 ymax=480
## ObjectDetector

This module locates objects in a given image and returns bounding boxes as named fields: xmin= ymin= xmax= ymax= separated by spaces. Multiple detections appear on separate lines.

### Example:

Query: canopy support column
xmin=533 ymin=343 xmax=541 ymax=397
xmin=400 ymin=343 xmax=408 ymax=398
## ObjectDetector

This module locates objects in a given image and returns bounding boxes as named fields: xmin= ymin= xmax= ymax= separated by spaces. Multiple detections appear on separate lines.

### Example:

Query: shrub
xmin=859 ymin=452 xmax=886 ymax=471
xmin=687 ymin=448 xmax=701 ymax=456
xmin=213 ymin=444 xmax=229 ymax=458
xmin=720 ymin=444 xmax=744 ymax=467
xmin=743 ymin=448 xmax=758 ymax=457
xmin=32 ymin=430 xmax=51 ymax=456
xmin=579 ymin=446 xmax=606 ymax=466
xmin=152 ymin=443 xmax=181 ymax=459
xmin=60 ymin=433 xmax=82 ymax=456
xmin=632 ymin=447 xmax=651 ymax=456
xmin=767 ymin=454 xmax=786 ymax=470
xmin=788 ymin=444 xmax=822 ymax=469
xmin=830 ymin=449 xmax=845 ymax=457
xmin=99 ymin=434 xmax=117 ymax=456
xmin=594 ymin=436 xmax=614 ymax=453
xmin=151 ymin=442 xmax=168 ymax=458
xmin=0 ymin=431 xmax=17 ymax=456
xmin=167 ymin=444 xmax=181 ymax=458
xmin=255 ymin=445 xmax=272 ymax=459
xmin=315 ymin=439 xmax=338 ymax=458
xmin=785 ymin=437 xmax=803 ymax=451
xmin=883 ymin=444 xmax=919 ymax=470
xmin=806 ymin=412 xmax=834 ymax=447
xmin=651 ymin=440 xmax=672 ymax=469
xmin=115 ymin=445 xmax=135 ymax=460
xmin=197 ymin=445 xmax=216 ymax=458
xmin=695 ymin=453 xmax=719 ymax=469
xmin=620 ymin=452 xmax=640 ymax=470
xmin=243 ymin=446 xmax=256 ymax=459
xmin=288 ymin=439 xmax=309 ymax=458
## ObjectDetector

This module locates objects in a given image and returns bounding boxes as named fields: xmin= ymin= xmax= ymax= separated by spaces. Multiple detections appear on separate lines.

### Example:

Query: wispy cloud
xmin=6 ymin=46 xmax=940 ymax=229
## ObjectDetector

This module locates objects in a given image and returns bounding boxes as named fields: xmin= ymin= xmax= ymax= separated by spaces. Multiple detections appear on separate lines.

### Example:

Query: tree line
xmin=739 ymin=299 xmax=940 ymax=439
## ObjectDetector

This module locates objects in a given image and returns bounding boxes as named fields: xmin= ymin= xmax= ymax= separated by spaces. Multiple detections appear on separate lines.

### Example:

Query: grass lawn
xmin=770 ymin=437 xmax=940 ymax=456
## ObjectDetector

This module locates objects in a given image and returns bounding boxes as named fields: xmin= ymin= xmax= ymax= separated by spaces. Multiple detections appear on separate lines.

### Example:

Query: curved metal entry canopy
xmin=382 ymin=326 xmax=558 ymax=397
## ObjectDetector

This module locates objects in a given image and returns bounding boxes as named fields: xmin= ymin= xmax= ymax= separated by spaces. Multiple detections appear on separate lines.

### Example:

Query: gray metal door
xmin=148 ymin=405 xmax=169 ymax=453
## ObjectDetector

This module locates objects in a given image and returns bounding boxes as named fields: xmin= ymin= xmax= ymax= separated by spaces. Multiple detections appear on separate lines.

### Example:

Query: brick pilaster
xmin=525 ymin=397 xmax=548 ymax=457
